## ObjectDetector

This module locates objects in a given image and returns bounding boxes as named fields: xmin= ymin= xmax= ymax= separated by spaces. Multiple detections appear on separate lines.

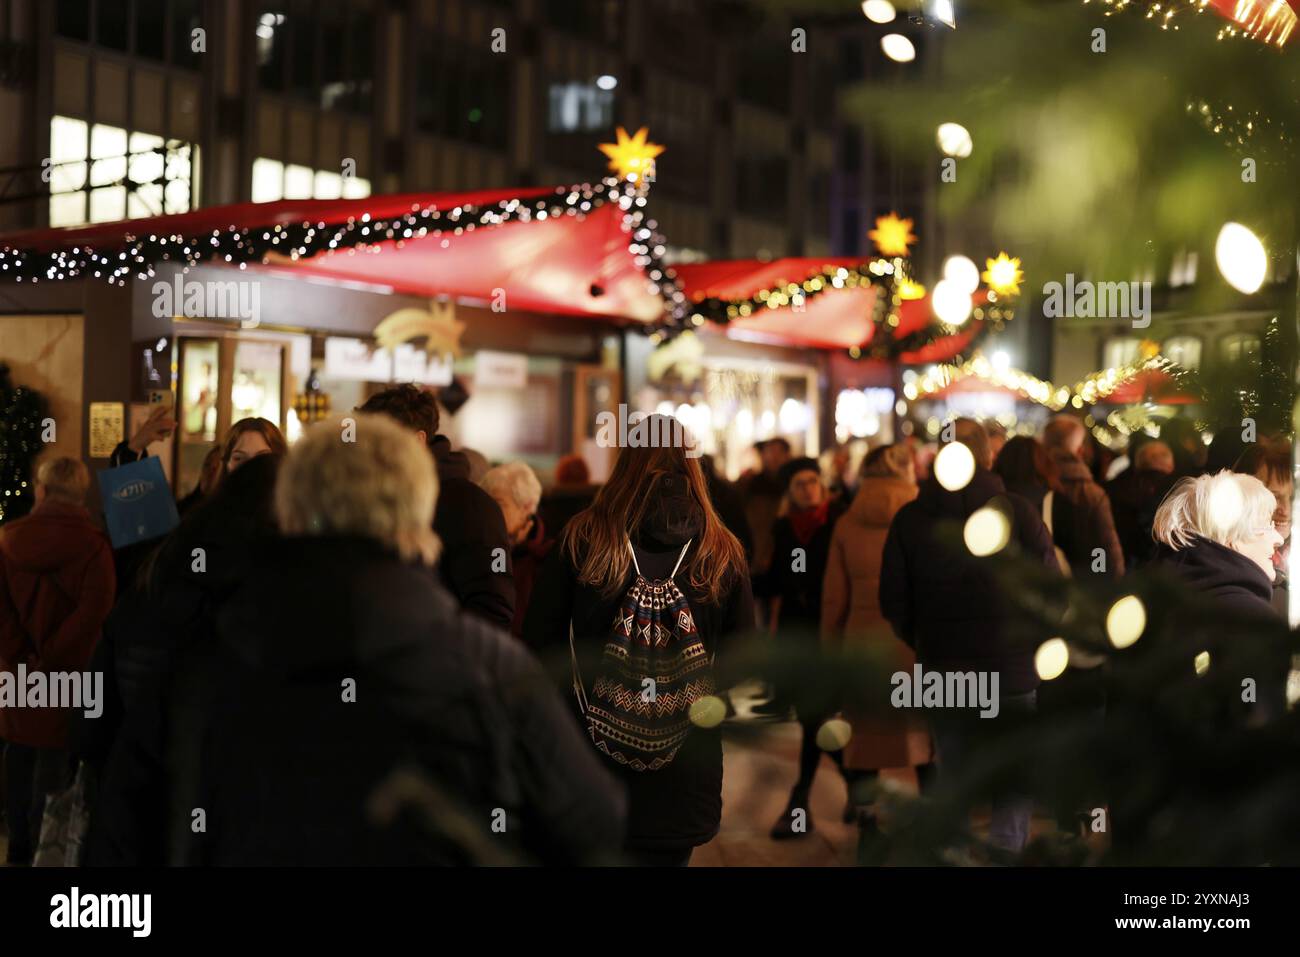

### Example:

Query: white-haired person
xmin=481 ymin=461 xmax=550 ymax=638
xmin=1146 ymin=470 xmax=1289 ymax=725
xmin=1109 ymin=470 xmax=1290 ymax=862
xmin=163 ymin=414 xmax=624 ymax=865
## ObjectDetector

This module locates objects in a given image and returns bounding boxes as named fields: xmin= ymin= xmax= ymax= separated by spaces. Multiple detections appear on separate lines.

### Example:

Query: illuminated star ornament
xmin=983 ymin=252 xmax=1023 ymax=297
xmin=868 ymin=213 xmax=917 ymax=257
xmin=598 ymin=126 xmax=665 ymax=182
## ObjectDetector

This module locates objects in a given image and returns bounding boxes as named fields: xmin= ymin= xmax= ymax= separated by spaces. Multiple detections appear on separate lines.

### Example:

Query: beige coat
xmin=821 ymin=475 xmax=933 ymax=770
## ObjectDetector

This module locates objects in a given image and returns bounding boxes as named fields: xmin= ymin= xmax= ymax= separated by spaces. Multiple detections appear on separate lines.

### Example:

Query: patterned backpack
xmin=569 ymin=538 xmax=714 ymax=771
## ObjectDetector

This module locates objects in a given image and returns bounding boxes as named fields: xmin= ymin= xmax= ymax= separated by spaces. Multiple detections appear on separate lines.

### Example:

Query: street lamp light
xmin=936 ymin=122 xmax=972 ymax=158
xmin=861 ymin=0 xmax=897 ymax=23
xmin=881 ymin=33 xmax=916 ymax=62
xmin=1215 ymin=222 xmax=1267 ymax=294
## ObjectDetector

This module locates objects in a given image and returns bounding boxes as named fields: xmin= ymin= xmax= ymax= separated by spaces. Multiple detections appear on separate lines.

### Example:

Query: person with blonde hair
xmin=0 ymin=456 xmax=114 ymax=864
xmin=482 ymin=461 xmax=550 ymax=639
xmin=157 ymin=415 xmax=623 ymax=865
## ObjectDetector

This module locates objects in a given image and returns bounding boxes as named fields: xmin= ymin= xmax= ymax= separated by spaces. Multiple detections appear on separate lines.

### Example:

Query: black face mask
xmin=636 ymin=474 xmax=704 ymax=548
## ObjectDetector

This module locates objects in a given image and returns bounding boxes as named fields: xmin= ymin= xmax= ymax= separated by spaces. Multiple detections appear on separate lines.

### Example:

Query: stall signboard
xmin=324 ymin=337 xmax=394 ymax=381
xmin=394 ymin=343 xmax=453 ymax=386
xmin=88 ymin=402 xmax=125 ymax=458
xmin=474 ymin=350 xmax=528 ymax=389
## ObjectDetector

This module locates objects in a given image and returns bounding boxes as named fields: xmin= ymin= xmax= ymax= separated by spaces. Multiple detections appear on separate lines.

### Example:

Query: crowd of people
xmin=0 ymin=387 xmax=1295 ymax=865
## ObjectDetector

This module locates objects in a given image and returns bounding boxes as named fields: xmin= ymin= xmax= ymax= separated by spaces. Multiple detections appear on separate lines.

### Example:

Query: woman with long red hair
xmin=523 ymin=414 xmax=754 ymax=866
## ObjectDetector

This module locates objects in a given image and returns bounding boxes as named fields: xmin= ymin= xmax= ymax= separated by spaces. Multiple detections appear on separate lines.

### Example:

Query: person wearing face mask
xmin=481 ymin=462 xmax=549 ymax=639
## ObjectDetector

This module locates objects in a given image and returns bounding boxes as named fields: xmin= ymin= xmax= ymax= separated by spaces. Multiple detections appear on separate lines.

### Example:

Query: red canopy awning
xmin=2 ymin=188 xmax=665 ymax=323
xmin=1098 ymin=369 xmax=1195 ymax=405
xmin=670 ymin=258 xmax=988 ymax=361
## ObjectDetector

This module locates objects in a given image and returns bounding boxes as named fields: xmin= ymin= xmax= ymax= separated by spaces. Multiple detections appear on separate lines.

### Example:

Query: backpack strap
xmin=625 ymin=537 xmax=693 ymax=579
xmin=669 ymin=538 xmax=693 ymax=579
xmin=568 ymin=622 xmax=589 ymax=716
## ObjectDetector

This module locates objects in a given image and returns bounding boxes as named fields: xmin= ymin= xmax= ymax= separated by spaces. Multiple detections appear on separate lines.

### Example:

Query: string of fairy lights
xmin=6 ymin=124 xmax=1021 ymax=358
xmin=0 ymin=175 xmax=688 ymax=320
xmin=1082 ymin=0 xmax=1298 ymax=46
xmin=902 ymin=352 xmax=1184 ymax=411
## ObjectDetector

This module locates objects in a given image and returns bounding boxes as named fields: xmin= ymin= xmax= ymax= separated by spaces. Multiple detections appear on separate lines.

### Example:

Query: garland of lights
xmin=904 ymin=353 xmax=1070 ymax=409
xmin=665 ymin=257 xmax=1015 ymax=361
xmin=2 ymin=116 xmax=1010 ymax=357
xmin=902 ymin=352 xmax=1189 ymax=411
xmin=1083 ymin=0 xmax=1298 ymax=46
xmin=0 ymin=175 xmax=693 ymax=330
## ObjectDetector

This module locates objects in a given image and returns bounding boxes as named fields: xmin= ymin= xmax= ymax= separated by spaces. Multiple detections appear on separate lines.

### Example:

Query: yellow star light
xmin=597 ymin=126 xmax=665 ymax=181
xmin=982 ymin=253 xmax=1023 ymax=297
xmin=897 ymin=277 xmax=927 ymax=300
xmin=868 ymin=213 xmax=917 ymax=257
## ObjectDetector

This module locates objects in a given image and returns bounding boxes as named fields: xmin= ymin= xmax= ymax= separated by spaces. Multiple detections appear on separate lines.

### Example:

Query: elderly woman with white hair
xmin=1146 ymin=469 xmax=1289 ymax=722
xmin=163 ymin=415 xmax=623 ymax=865
xmin=1151 ymin=470 xmax=1283 ymax=614
xmin=481 ymin=461 xmax=550 ymax=638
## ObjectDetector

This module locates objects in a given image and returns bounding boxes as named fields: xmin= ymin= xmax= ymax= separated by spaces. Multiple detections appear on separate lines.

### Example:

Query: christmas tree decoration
xmin=596 ymin=126 xmax=665 ymax=182
xmin=0 ymin=364 xmax=50 ymax=526
xmin=982 ymin=252 xmax=1023 ymax=297
xmin=868 ymin=212 xmax=918 ymax=257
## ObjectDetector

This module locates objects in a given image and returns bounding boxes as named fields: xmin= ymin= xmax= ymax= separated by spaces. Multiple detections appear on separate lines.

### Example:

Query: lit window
xmin=547 ymin=82 xmax=614 ymax=133
xmin=283 ymin=164 xmax=314 ymax=200
xmin=252 ymin=157 xmax=285 ymax=203
xmin=313 ymin=171 xmax=344 ymax=200
xmin=1220 ymin=332 xmax=1261 ymax=365
xmin=252 ymin=156 xmax=371 ymax=202
xmin=1161 ymin=335 xmax=1201 ymax=370
xmin=48 ymin=115 xmax=198 ymax=226
xmin=1102 ymin=336 xmax=1142 ymax=370
xmin=342 ymin=175 xmax=370 ymax=199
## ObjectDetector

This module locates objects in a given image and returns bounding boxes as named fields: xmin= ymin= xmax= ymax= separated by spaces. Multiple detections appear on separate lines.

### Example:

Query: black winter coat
xmin=522 ymin=524 xmax=755 ymax=852
xmin=157 ymin=535 xmax=624 ymax=865
xmin=430 ymin=435 xmax=515 ymax=629
xmin=1144 ymin=537 xmax=1288 ymax=723
xmin=879 ymin=468 xmax=1060 ymax=695
xmin=763 ymin=500 xmax=847 ymax=633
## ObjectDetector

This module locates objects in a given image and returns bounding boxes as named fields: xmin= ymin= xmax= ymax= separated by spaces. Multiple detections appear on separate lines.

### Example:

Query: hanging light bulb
xmin=1215 ymin=222 xmax=1267 ymax=294
xmin=932 ymin=278 xmax=972 ymax=325
xmin=942 ymin=254 xmax=980 ymax=294
xmin=936 ymin=122 xmax=972 ymax=158
xmin=881 ymin=34 xmax=916 ymax=62
xmin=862 ymin=0 xmax=896 ymax=23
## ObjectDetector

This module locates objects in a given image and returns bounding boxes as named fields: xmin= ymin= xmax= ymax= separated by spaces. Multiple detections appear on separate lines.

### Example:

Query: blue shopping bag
xmin=97 ymin=456 xmax=180 ymax=549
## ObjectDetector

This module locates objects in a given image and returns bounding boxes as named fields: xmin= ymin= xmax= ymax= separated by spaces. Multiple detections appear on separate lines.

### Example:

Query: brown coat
xmin=821 ymin=475 xmax=933 ymax=770
xmin=1049 ymin=449 xmax=1126 ymax=577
